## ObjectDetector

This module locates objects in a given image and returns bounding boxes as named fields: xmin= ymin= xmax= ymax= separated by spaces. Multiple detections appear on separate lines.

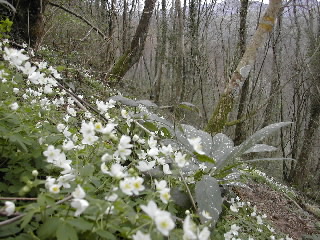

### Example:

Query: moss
xmin=204 ymin=93 xmax=234 ymax=134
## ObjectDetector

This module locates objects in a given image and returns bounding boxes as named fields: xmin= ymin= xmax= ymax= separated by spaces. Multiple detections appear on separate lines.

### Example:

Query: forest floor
xmin=234 ymin=181 xmax=320 ymax=240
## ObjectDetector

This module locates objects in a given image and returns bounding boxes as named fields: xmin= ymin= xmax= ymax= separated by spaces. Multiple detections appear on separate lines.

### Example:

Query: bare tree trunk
xmin=105 ymin=0 xmax=157 ymax=84
xmin=205 ymin=0 xmax=282 ymax=134
xmin=10 ymin=0 xmax=48 ymax=48
xmin=153 ymin=0 xmax=167 ymax=104
xmin=234 ymin=0 xmax=249 ymax=145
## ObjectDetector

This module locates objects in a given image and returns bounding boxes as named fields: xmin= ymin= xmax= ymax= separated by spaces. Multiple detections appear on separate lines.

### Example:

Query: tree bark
xmin=234 ymin=0 xmax=249 ymax=145
xmin=205 ymin=0 xmax=282 ymax=134
xmin=105 ymin=0 xmax=157 ymax=84
xmin=10 ymin=0 xmax=48 ymax=48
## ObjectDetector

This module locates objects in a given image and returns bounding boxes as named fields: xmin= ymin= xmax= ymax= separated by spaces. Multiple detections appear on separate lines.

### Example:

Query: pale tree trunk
xmin=205 ymin=0 xmax=282 ymax=134
xmin=105 ymin=0 xmax=157 ymax=84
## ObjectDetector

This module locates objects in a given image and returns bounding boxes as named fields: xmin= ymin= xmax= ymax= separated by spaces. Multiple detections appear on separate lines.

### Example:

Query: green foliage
xmin=0 ymin=41 xmax=295 ymax=240
xmin=0 ymin=18 xmax=12 ymax=39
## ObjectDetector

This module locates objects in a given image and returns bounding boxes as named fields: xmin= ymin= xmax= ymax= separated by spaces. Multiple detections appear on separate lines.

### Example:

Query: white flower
xmin=49 ymin=184 xmax=61 ymax=194
xmin=101 ymin=152 xmax=113 ymax=162
xmin=148 ymin=136 xmax=157 ymax=148
xmin=57 ymin=174 xmax=75 ymax=188
xmin=116 ymin=135 xmax=132 ymax=160
xmin=94 ymin=122 xmax=103 ymax=132
xmin=63 ymin=140 xmax=75 ymax=151
xmin=80 ymin=121 xmax=95 ymax=137
xmin=230 ymin=203 xmax=239 ymax=212
xmin=183 ymin=215 xmax=197 ymax=240
xmin=13 ymin=88 xmax=19 ymax=94
xmin=82 ymin=134 xmax=98 ymax=145
xmin=230 ymin=224 xmax=240 ymax=235
xmin=132 ymin=230 xmax=151 ymax=240
xmin=72 ymin=185 xmax=86 ymax=199
xmin=101 ymin=123 xmax=117 ymax=136
xmin=159 ymin=188 xmax=171 ymax=204
xmin=136 ymin=160 xmax=155 ymax=172
xmin=198 ymin=227 xmax=210 ymax=240
xmin=43 ymin=145 xmax=61 ymax=163
xmin=121 ymin=109 xmax=129 ymax=119
xmin=201 ymin=210 xmax=212 ymax=220
xmin=21 ymin=61 xmax=36 ymax=75
xmin=147 ymin=147 xmax=159 ymax=157
xmin=155 ymin=179 xmax=167 ymax=191
xmin=57 ymin=123 xmax=66 ymax=132
xmin=9 ymin=102 xmax=19 ymax=111
xmin=71 ymin=199 xmax=89 ymax=217
xmin=67 ymin=106 xmax=76 ymax=117
xmin=101 ymin=163 xmax=127 ymax=179
xmin=160 ymin=144 xmax=173 ymax=155
xmin=4 ymin=201 xmax=15 ymax=216
xmin=45 ymin=176 xmax=56 ymax=189
xmin=175 ymin=152 xmax=187 ymax=168
xmin=163 ymin=164 xmax=172 ymax=174
xmin=140 ymin=200 xmax=160 ymax=219
xmin=257 ymin=215 xmax=263 ymax=225
xmin=140 ymin=200 xmax=175 ymax=236
xmin=188 ymin=137 xmax=205 ymax=155
xmin=120 ymin=178 xmax=134 ymax=196
xmin=3 ymin=47 xmax=29 ymax=67
xmin=154 ymin=211 xmax=175 ymax=236
xmin=131 ymin=176 xmax=145 ymax=195
xmin=105 ymin=193 xmax=118 ymax=202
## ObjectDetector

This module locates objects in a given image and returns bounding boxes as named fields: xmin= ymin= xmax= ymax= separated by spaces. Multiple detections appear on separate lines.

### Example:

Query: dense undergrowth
xmin=0 ymin=37 xmax=299 ymax=240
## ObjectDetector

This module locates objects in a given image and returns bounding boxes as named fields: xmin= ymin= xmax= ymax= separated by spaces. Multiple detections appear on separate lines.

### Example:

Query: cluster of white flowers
xmin=71 ymin=185 xmax=89 ymax=217
xmin=140 ymin=200 xmax=175 ymax=236
xmin=227 ymin=196 xmax=294 ymax=240
xmin=183 ymin=215 xmax=210 ymax=240
xmin=155 ymin=179 xmax=171 ymax=204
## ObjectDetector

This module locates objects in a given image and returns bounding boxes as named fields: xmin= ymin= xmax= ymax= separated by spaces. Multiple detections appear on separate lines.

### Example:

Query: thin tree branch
xmin=0 ymin=195 xmax=73 ymax=227
xmin=48 ymin=1 xmax=108 ymax=40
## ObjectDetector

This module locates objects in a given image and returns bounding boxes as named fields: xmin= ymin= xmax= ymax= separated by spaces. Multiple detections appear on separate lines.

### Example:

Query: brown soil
xmin=234 ymin=183 xmax=320 ymax=240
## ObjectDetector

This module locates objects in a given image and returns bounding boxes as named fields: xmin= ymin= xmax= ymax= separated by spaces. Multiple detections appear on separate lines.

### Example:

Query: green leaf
xmin=56 ymin=222 xmax=78 ymax=240
xmin=37 ymin=217 xmax=60 ymax=239
xmin=143 ymin=122 xmax=158 ymax=132
xmin=95 ymin=230 xmax=117 ymax=240
xmin=194 ymin=152 xmax=216 ymax=164
xmin=20 ymin=210 xmax=37 ymax=229
xmin=66 ymin=218 xmax=93 ymax=232
xmin=195 ymin=175 xmax=222 ymax=224
xmin=79 ymin=164 xmax=95 ymax=177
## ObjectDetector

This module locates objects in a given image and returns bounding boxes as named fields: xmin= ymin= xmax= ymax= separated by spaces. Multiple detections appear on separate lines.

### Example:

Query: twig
xmin=0 ymin=195 xmax=73 ymax=227
xmin=0 ymin=197 xmax=37 ymax=201
xmin=179 ymin=170 xmax=197 ymax=212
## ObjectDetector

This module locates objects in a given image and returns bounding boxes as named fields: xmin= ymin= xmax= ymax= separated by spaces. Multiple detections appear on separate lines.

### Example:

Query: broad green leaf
xmin=20 ymin=210 xmax=37 ymax=229
xmin=217 ymin=122 xmax=292 ymax=169
xmin=56 ymin=222 xmax=78 ymax=240
xmin=244 ymin=144 xmax=277 ymax=154
xmin=95 ymin=230 xmax=117 ymax=240
xmin=37 ymin=217 xmax=60 ymax=239
xmin=108 ymin=95 xmax=137 ymax=106
xmin=143 ymin=121 xmax=158 ymax=132
xmin=66 ymin=218 xmax=93 ymax=232
xmin=79 ymin=164 xmax=95 ymax=177
xmin=136 ymin=99 xmax=157 ymax=107
xmin=194 ymin=152 xmax=216 ymax=164
xmin=195 ymin=175 xmax=222 ymax=225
